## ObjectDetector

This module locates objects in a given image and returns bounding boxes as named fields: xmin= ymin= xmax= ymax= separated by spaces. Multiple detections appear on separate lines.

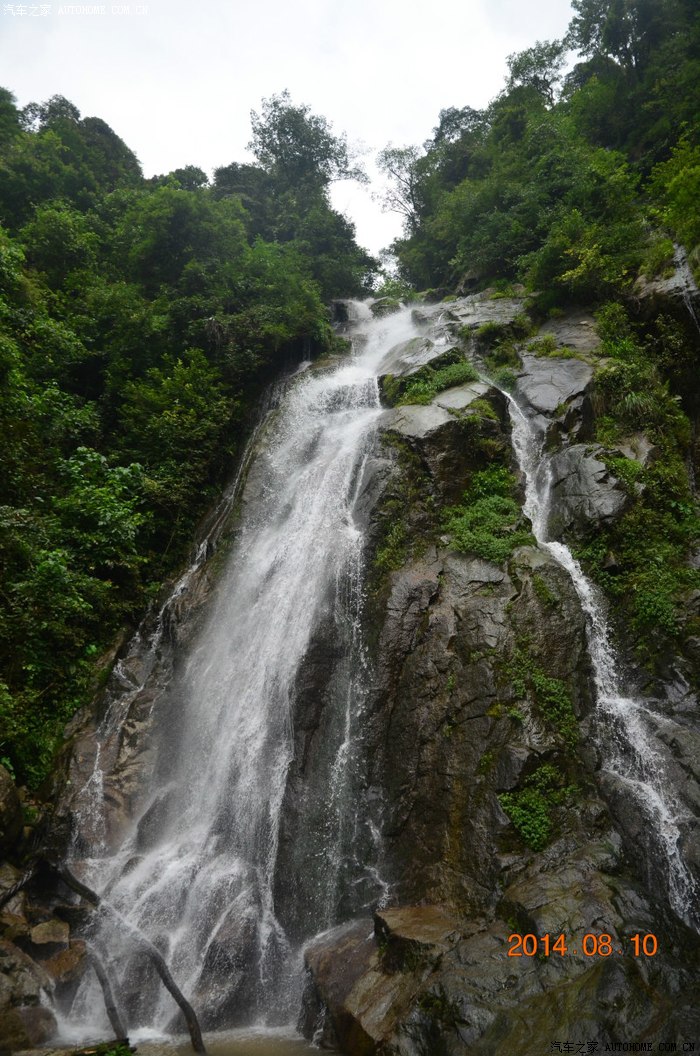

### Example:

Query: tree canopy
xmin=249 ymin=90 xmax=367 ymax=192
xmin=0 ymin=88 xmax=376 ymax=787
xmin=380 ymin=0 xmax=700 ymax=300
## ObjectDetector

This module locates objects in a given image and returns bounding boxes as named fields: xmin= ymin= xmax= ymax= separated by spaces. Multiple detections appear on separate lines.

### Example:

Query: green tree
xmin=0 ymin=88 xmax=21 ymax=148
xmin=377 ymin=145 xmax=423 ymax=233
xmin=506 ymin=39 xmax=567 ymax=104
xmin=249 ymin=90 xmax=366 ymax=192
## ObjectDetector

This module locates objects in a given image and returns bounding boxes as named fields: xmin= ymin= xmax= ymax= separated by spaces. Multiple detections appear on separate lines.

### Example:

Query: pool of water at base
xmin=120 ymin=1028 xmax=324 ymax=1055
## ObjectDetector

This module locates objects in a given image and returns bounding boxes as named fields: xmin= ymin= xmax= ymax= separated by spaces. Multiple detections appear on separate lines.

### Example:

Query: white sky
xmin=0 ymin=0 xmax=574 ymax=257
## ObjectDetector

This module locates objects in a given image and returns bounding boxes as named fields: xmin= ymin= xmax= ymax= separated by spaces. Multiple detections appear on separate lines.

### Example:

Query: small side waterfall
xmin=507 ymin=395 xmax=699 ymax=928
xmin=674 ymin=244 xmax=700 ymax=337
xmin=60 ymin=303 xmax=420 ymax=1042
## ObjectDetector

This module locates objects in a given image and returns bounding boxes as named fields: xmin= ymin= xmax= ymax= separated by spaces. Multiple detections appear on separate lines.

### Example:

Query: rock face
xmin=380 ymin=384 xmax=507 ymax=505
xmin=547 ymin=444 xmax=629 ymax=536
xmin=0 ymin=939 xmax=56 ymax=1050
xmin=516 ymin=353 xmax=594 ymax=419
xmin=633 ymin=244 xmax=700 ymax=326
xmin=303 ymin=900 xmax=700 ymax=1055
xmin=300 ymin=299 xmax=700 ymax=1054
xmin=360 ymin=542 xmax=594 ymax=912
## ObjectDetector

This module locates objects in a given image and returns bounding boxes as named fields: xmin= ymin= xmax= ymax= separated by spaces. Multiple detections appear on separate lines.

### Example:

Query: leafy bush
xmin=503 ymin=645 xmax=578 ymax=748
xmin=374 ymin=520 xmax=408 ymax=572
xmin=571 ymin=302 xmax=700 ymax=649
xmin=444 ymin=467 xmax=532 ymax=563
xmin=395 ymin=359 xmax=479 ymax=406
xmin=526 ymin=334 xmax=578 ymax=359
xmin=651 ymin=137 xmax=700 ymax=263
xmin=499 ymin=764 xmax=576 ymax=850
xmin=641 ymin=236 xmax=675 ymax=279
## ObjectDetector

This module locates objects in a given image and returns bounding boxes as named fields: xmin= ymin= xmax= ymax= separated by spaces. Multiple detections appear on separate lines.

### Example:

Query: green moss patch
xmin=502 ymin=645 xmax=578 ymax=749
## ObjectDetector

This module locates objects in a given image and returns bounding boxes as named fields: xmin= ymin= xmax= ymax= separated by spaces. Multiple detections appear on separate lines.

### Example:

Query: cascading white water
xmin=673 ymin=244 xmax=700 ymax=338
xmin=61 ymin=302 xmax=420 ymax=1042
xmin=507 ymin=395 xmax=699 ymax=927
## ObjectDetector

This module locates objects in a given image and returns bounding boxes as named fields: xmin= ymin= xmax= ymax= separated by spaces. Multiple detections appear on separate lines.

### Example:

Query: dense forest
xmin=1 ymin=0 xmax=699 ymax=795
xmin=0 ymin=89 xmax=376 ymax=787
xmin=380 ymin=0 xmax=699 ymax=301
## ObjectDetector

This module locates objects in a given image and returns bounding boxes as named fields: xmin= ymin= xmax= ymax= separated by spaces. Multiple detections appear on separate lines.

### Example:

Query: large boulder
xmin=446 ymin=291 xmax=527 ymax=331
xmin=303 ymin=887 xmax=700 ymax=1055
xmin=0 ymin=939 xmax=56 ymax=1051
xmin=547 ymin=444 xmax=629 ymax=537
xmin=515 ymin=352 xmax=595 ymax=440
xmin=381 ymin=383 xmax=507 ymax=504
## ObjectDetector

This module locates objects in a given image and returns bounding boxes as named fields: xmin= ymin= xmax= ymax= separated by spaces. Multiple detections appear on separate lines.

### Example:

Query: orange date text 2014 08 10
xmin=507 ymin=933 xmax=659 ymax=957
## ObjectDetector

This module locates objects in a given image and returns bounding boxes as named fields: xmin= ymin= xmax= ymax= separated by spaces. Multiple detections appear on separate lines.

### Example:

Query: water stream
xmin=506 ymin=395 xmax=699 ymax=927
xmin=59 ymin=302 xmax=418 ymax=1043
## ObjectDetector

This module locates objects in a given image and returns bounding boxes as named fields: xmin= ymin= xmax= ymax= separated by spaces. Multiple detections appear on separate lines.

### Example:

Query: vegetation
xmin=503 ymin=644 xmax=579 ymax=749
xmin=380 ymin=0 xmax=700 ymax=300
xmin=576 ymin=305 xmax=700 ymax=646
xmin=394 ymin=360 xmax=479 ymax=406
xmin=372 ymin=436 xmax=434 ymax=576
xmin=3 ymin=0 xmax=700 ymax=791
xmin=70 ymin=1046 xmax=134 ymax=1056
xmin=378 ymin=1 xmax=700 ymax=667
xmin=444 ymin=466 xmax=533 ymax=564
xmin=499 ymin=764 xmax=577 ymax=851
xmin=0 ymin=88 xmax=377 ymax=788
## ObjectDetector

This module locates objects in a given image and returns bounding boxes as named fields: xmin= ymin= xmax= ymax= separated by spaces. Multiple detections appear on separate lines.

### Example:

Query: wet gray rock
xmin=633 ymin=243 xmax=700 ymax=327
xmin=537 ymin=311 xmax=600 ymax=355
xmin=0 ymin=939 xmax=56 ymax=1051
xmin=380 ymin=336 xmax=457 ymax=378
xmin=387 ymin=403 xmax=453 ymax=440
xmin=371 ymin=297 xmax=402 ymax=318
xmin=515 ymin=353 xmax=594 ymax=438
xmin=380 ymin=291 xmax=526 ymax=378
xmin=446 ymin=292 xmax=526 ymax=330
xmin=303 ymin=884 xmax=700 ymax=1056
xmin=194 ymin=899 xmax=262 ymax=1026
xmin=433 ymin=381 xmax=491 ymax=411
xmin=28 ymin=919 xmax=69 ymax=949
xmin=381 ymin=384 xmax=507 ymax=504
xmin=547 ymin=444 xmax=628 ymax=537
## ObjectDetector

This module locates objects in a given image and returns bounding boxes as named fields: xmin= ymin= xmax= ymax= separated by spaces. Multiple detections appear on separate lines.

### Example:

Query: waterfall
xmin=58 ymin=297 xmax=698 ymax=1045
xmin=507 ymin=395 xmax=699 ymax=928
xmin=674 ymin=244 xmax=700 ymax=337
xmin=59 ymin=303 xmax=419 ymax=1043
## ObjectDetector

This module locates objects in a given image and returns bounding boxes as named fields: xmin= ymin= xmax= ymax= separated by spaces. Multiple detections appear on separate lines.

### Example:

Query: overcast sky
xmin=0 ymin=0 xmax=574 ymax=256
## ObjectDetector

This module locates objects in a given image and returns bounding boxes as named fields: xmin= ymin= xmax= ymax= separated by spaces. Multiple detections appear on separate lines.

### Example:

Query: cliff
xmin=299 ymin=290 xmax=700 ymax=1053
